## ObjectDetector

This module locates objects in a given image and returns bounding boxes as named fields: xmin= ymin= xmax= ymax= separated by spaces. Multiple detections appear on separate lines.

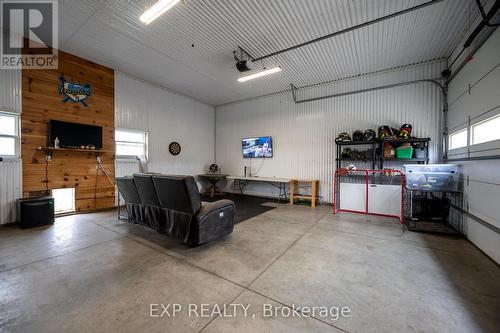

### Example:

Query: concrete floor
xmin=1 ymin=205 xmax=499 ymax=333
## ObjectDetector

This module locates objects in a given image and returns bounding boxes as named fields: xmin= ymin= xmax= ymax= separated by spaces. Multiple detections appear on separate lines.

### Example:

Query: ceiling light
xmin=237 ymin=66 xmax=282 ymax=83
xmin=139 ymin=0 xmax=181 ymax=25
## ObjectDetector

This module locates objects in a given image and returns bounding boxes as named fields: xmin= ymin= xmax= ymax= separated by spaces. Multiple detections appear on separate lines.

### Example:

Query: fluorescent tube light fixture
xmin=140 ymin=0 xmax=181 ymax=25
xmin=237 ymin=66 xmax=282 ymax=82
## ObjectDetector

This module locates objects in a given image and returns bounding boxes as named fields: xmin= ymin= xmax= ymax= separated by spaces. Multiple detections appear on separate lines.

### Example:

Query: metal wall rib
xmin=114 ymin=71 xmax=216 ymax=177
xmin=0 ymin=68 xmax=22 ymax=224
xmin=215 ymin=61 xmax=446 ymax=203
xmin=0 ymin=160 xmax=22 ymax=224
xmin=0 ymin=68 xmax=21 ymax=111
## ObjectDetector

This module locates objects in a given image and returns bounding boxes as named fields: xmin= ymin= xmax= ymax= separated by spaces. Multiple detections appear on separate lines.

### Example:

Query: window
xmin=449 ymin=128 xmax=468 ymax=150
xmin=471 ymin=113 xmax=500 ymax=145
xmin=115 ymin=128 xmax=148 ymax=158
xmin=52 ymin=188 xmax=75 ymax=214
xmin=0 ymin=111 xmax=20 ymax=158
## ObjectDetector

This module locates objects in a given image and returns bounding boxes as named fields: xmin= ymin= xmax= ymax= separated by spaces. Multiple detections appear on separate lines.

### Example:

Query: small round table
xmin=197 ymin=174 xmax=228 ymax=198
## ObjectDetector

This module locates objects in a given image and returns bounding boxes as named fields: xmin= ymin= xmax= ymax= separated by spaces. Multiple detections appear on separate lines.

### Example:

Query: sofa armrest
xmin=197 ymin=199 xmax=235 ymax=221
xmin=192 ymin=199 xmax=235 ymax=245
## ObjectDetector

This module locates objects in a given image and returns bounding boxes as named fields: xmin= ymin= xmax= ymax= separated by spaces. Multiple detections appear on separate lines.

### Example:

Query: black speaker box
xmin=18 ymin=197 xmax=55 ymax=229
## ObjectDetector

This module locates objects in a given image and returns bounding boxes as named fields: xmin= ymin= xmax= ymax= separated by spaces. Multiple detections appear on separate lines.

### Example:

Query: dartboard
xmin=169 ymin=142 xmax=181 ymax=156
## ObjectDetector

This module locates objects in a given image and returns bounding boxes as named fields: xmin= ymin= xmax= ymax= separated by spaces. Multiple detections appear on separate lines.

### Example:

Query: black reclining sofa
xmin=115 ymin=174 xmax=235 ymax=246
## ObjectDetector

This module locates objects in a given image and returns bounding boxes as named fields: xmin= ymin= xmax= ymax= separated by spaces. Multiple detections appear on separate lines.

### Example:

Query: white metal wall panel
xmin=0 ymin=68 xmax=21 ymax=112
xmin=115 ymin=160 xmax=140 ymax=178
xmin=447 ymin=29 xmax=500 ymax=264
xmin=0 ymin=160 xmax=22 ymax=224
xmin=0 ymin=68 xmax=22 ymax=224
xmin=115 ymin=72 xmax=215 ymax=176
xmin=216 ymin=61 xmax=445 ymax=203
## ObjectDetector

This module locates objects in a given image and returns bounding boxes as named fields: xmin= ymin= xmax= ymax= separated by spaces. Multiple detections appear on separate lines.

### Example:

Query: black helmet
xmin=353 ymin=130 xmax=364 ymax=142
xmin=364 ymin=129 xmax=376 ymax=141
xmin=341 ymin=148 xmax=352 ymax=158
xmin=351 ymin=149 xmax=361 ymax=159
xmin=335 ymin=132 xmax=351 ymax=143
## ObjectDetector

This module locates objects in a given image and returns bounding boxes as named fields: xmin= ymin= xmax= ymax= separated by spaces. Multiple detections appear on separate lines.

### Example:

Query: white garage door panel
xmin=448 ymin=30 xmax=500 ymax=103
xmin=467 ymin=181 xmax=500 ymax=229
xmin=466 ymin=217 xmax=500 ymax=264
xmin=368 ymin=185 xmax=402 ymax=216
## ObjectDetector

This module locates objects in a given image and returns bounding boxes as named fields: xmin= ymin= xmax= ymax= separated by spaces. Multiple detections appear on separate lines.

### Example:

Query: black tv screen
xmin=242 ymin=136 xmax=273 ymax=158
xmin=49 ymin=120 xmax=103 ymax=149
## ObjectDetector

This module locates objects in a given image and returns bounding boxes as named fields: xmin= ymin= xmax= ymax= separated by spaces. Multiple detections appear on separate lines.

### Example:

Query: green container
xmin=396 ymin=146 xmax=413 ymax=159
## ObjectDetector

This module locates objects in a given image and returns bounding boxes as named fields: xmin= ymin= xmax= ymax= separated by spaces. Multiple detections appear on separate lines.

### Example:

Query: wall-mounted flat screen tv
xmin=242 ymin=136 xmax=273 ymax=158
xmin=49 ymin=120 xmax=103 ymax=149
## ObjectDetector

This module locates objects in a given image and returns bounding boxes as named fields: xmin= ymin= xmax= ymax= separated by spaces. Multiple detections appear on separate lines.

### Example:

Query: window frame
xmin=0 ymin=110 xmax=20 ymax=159
xmin=470 ymin=113 xmax=500 ymax=146
xmin=448 ymin=128 xmax=468 ymax=151
xmin=115 ymin=128 xmax=148 ymax=159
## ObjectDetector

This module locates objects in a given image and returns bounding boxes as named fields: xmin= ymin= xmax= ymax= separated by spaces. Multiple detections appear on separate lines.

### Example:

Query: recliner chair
xmin=133 ymin=173 xmax=162 ymax=230
xmin=115 ymin=176 xmax=143 ymax=224
xmin=152 ymin=175 xmax=235 ymax=245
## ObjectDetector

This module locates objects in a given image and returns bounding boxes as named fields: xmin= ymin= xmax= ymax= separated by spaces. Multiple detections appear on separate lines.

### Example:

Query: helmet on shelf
xmin=351 ymin=149 xmax=360 ymax=159
xmin=378 ymin=126 xmax=396 ymax=139
xmin=341 ymin=148 xmax=352 ymax=158
xmin=352 ymin=130 xmax=364 ymax=142
xmin=399 ymin=124 xmax=413 ymax=139
xmin=335 ymin=132 xmax=351 ymax=143
xmin=364 ymin=129 xmax=376 ymax=141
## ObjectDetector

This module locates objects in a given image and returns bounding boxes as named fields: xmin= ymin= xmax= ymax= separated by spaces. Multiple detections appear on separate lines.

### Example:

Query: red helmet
xmin=399 ymin=124 xmax=412 ymax=139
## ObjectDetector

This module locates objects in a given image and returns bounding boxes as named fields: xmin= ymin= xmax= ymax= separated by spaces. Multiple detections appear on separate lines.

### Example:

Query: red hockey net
xmin=333 ymin=169 xmax=405 ymax=223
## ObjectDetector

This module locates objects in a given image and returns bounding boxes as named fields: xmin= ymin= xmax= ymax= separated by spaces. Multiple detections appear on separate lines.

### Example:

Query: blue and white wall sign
xmin=59 ymin=75 xmax=91 ymax=107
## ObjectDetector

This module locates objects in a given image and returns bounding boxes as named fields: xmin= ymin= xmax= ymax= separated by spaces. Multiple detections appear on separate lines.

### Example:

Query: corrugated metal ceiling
xmin=58 ymin=0 xmax=485 ymax=105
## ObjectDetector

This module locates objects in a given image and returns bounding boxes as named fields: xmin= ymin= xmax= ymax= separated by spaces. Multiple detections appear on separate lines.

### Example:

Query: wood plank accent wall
xmin=21 ymin=51 xmax=115 ymax=212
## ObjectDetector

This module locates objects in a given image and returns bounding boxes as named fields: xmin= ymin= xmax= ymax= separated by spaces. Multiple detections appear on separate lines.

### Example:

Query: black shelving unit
xmin=335 ymin=138 xmax=431 ymax=170
xmin=379 ymin=137 xmax=430 ymax=169
xmin=336 ymin=140 xmax=378 ymax=169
